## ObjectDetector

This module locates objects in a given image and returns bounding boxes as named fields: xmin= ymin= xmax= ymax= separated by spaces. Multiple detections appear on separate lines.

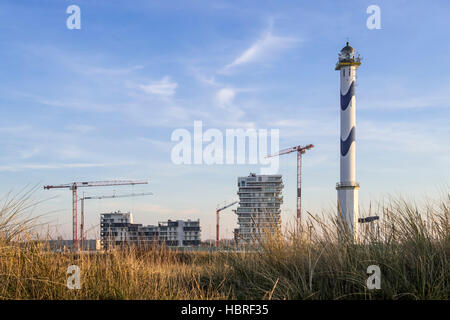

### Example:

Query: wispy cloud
xmin=19 ymin=44 xmax=144 ymax=78
xmin=361 ymin=94 xmax=450 ymax=110
xmin=66 ymin=125 xmax=96 ymax=134
xmin=360 ymin=76 xmax=450 ymax=110
xmin=359 ymin=120 xmax=447 ymax=154
xmin=220 ymin=23 xmax=299 ymax=73
xmin=0 ymin=125 xmax=32 ymax=134
xmin=18 ymin=147 xmax=41 ymax=160
xmin=24 ymin=94 xmax=116 ymax=112
xmin=0 ymin=162 xmax=129 ymax=172
xmin=138 ymin=76 xmax=178 ymax=97
xmin=138 ymin=137 xmax=172 ymax=152
xmin=272 ymin=119 xmax=312 ymax=128
xmin=57 ymin=145 xmax=85 ymax=160
xmin=190 ymin=67 xmax=220 ymax=87
xmin=214 ymin=87 xmax=248 ymax=121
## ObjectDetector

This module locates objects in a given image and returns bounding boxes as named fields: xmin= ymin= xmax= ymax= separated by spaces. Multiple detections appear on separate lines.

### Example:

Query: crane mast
xmin=267 ymin=144 xmax=314 ymax=234
xmin=216 ymin=201 xmax=238 ymax=247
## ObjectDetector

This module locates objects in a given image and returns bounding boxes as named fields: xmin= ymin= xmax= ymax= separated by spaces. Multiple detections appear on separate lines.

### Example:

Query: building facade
xmin=100 ymin=211 xmax=201 ymax=249
xmin=160 ymin=220 xmax=202 ymax=246
xmin=235 ymin=173 xmax=283 ymax=246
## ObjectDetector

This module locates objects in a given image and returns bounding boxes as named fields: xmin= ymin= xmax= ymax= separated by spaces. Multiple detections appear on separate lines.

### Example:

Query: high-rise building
xmin=235 ymin=173 xmax=283 ymax=246
xmin=100 ymin=211 xmax=201 ymax=249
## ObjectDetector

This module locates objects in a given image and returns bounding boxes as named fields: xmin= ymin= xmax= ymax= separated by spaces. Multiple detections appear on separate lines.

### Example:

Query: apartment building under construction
xmin=100 ymin=211 xmax=201 ymax=249
xmin=234 ymin=173 xmax=283 ymax=246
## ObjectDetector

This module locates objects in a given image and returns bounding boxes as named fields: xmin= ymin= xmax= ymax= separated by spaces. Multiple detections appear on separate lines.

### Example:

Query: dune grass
xmin=218 ymin=195 xmax=449 ymax=299
xmin=0 ymin=189 xmax=448 ymax=300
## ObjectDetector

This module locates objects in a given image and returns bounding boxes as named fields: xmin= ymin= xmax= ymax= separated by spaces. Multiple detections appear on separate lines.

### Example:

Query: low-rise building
xmin=100 ymin=211 xmax=201 ymax=249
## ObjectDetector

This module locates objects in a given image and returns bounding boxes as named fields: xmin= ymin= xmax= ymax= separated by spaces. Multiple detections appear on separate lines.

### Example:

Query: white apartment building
xmin=158 ymin=219 xmax=201 ymax=246
xmin=100 ymin=211 xmax=201 ymax=249
xmin=235 ymin=173 xmax=283 ymax=246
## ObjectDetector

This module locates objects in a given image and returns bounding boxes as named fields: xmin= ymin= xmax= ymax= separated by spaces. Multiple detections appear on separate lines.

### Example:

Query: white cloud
xmin=139 ymin=76 xmax=178 ymax=97
xmin=214 ymin=87 xmax=246 ymax=120
xmin=216 ymin=88 xmax=236 ymax=107
xmin=220 ymin=26 xmax=299 ymax=73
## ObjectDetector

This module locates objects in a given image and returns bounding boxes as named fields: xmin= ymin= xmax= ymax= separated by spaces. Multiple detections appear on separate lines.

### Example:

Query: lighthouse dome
xmin=341 ymin=42 xmax=354 ymax=54
xmin=339 ymin=42 xmax=356 ymax=62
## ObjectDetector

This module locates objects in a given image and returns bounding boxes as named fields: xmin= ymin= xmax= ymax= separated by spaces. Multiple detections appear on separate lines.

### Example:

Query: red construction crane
xmin=79 ymin=192 xmax=153 ymax=250
xmin=267 ymin=144 xmax=314 ymax=232
xmin=43 ymin=180 xmax=148 ymax=250
xmin=216 ymin=201 xmax=238 ymax=247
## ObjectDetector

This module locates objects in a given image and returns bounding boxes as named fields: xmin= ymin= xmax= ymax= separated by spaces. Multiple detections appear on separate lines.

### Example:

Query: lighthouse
xmin=335 ymin=42 xmax=361 ymax=240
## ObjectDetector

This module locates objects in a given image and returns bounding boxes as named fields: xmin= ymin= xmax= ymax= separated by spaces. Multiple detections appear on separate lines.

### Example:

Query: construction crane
xmin=267 ymin=144 xmax=314 ymax=232
xmin=216 ymin=201 xmax=238 ymax=247
xmin=43 ymin=180 xmax=148 ymax=250
xmin=79 ymin=192 xmax=153 ymax=250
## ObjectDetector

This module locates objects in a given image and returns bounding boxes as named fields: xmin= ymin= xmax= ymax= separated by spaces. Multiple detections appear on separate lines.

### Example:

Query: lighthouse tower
xmin=335 ymin=42 xmax=361 ymax=240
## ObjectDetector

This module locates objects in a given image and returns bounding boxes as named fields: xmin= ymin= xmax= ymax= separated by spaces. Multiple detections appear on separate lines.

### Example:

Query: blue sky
xmin=0 ymin=0 xmax=449 ymax=240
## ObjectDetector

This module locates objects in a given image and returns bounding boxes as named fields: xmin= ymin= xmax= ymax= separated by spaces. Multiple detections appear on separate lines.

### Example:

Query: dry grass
xmin=0 ymin=245 xmax=228 ymax=299
xmin=0 ymin=189 xmax=448 ymax=300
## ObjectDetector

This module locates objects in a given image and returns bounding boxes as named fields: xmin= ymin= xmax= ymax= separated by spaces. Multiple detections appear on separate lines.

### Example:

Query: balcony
xmin=336 ymin=182 xmax=360 ymax=189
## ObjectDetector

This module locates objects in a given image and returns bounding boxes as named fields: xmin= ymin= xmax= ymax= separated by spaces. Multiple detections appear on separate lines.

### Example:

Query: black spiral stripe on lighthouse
xmin=341 ymin=127 xmax=355 ymax=157
xmin=340 ymin=80 xmax=355 ymax=157
xmin=340 ymin=81 xmax=355 ymax=111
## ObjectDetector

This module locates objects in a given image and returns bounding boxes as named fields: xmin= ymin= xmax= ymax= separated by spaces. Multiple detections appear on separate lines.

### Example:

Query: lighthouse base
xmin=336 ymin=182 xmax=359 ymax=241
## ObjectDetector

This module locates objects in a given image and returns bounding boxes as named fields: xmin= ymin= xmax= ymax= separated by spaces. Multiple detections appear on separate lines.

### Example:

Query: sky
xmin=0 ymin=0 xmax=449 ymax=240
